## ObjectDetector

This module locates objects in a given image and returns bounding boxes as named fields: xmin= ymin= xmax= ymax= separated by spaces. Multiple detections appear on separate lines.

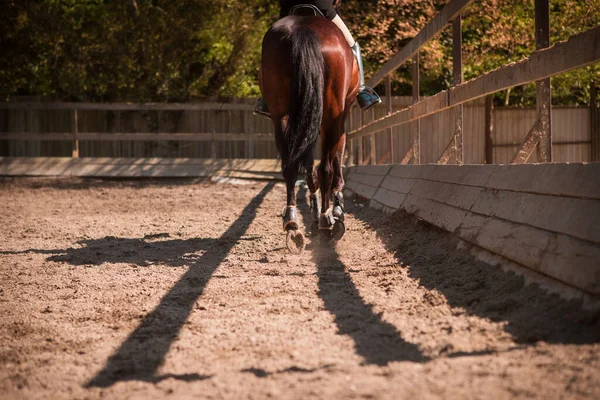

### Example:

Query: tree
xmin=0 ymin=0 xmax=276 ymax=101
xmin=0 ymin=0 xmax=597 ymax=104
xmin=341 ymin=0 xmax=599 ymax=105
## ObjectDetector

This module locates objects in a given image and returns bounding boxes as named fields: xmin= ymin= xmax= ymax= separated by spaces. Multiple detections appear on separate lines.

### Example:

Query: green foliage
xmin=342 ymin=0 xmax=599 ymax=105
xmin=0 ymin=0 xmax=597 ymax=104
xmin=0 ymin=0 xmax=277 ymax=101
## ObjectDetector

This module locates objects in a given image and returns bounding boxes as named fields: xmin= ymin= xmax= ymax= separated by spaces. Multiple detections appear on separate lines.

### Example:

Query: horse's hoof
xmin=331 ymin=219 xmax=345 ymax=242
xmin=332 ymin=206 xmax=344 ymax=221
xmin=283 ymin=220 xmax=299 ymax=231
xmin=286 ymin=230 xmax=305 ymax=254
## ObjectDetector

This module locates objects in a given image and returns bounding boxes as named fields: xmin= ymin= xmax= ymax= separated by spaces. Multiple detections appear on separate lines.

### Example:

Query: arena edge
xmin=344 ymin=163 xmax=600 ymax=304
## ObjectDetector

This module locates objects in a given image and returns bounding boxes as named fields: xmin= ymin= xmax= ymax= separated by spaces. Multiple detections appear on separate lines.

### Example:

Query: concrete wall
xmin=0 ymin=157 xmax=282 ymax=180
xmin=344 ymin=163 xmax=600 ymax=298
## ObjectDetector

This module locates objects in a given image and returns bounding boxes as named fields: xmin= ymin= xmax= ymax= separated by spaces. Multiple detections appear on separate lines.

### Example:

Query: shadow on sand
xmin=76 ymin=182 xmax=275 ymax=387
xmin=2 ymin=235 xmax=217 ymax=268
xmin=347 ymin=196 xmax=600 ymax=347
xmin=296 ymin=186 xmax=428 ymax=365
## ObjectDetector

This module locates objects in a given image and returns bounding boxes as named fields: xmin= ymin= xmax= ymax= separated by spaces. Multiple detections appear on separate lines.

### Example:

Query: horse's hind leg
xmin=302 ymin=150 xmax=320 ymax=233
xmin=318 ymin=117 xmax=347 ymax=231
xmin=317 ymin=155 xmax=334 ymax=230
xmin=327 ymin=128 xmax=347 ymax=241
xmin=282 ymin=161 xmax=300 ymax=232
xmin=282 ymin=160 xmax=307 ymax=254
xmin=332 ymin=133 xmax=346 ymax=221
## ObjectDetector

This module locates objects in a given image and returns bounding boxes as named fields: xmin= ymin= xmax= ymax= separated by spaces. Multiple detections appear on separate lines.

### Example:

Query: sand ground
xmin=0 ymin=177 xmax=598 ymax=399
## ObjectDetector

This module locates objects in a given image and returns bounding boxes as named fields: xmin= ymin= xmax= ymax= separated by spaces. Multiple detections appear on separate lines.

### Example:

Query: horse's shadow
xmin=3 ymin=183 xmax=276 ymax=387
xmin=297 ymin=186 xmax=428 ymax=365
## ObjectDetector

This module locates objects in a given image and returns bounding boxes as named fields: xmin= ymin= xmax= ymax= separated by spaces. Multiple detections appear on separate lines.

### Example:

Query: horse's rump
xmin=260 ymin=16 xmax=358 ymax=170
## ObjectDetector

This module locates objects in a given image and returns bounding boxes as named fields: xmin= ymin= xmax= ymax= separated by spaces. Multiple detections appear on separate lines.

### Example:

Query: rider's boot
xmin=351 ymin=42 xmax=382 ymax=111
xmin=253 ymin=98 xmax=271 ymax=119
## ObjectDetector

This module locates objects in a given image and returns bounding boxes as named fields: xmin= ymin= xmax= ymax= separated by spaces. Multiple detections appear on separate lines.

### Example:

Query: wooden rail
xmin=350 ymin=26 xmax=600 ymax=140
xmin=0 ymin=101 xmax=271 ymax=159
xmin=367 ymin=0 xmax=474 ymax=88
xmin=349 ymin=0 xmax=599 ymax=166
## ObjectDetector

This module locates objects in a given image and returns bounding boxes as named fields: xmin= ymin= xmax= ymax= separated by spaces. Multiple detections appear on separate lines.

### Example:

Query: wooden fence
xmin=0 ymin=99 xmax=277 ymax=159
xmin=0 ymin=98 xmax=597 ymax=164
xmin=347 ymin=0 xmax=600 ymax=166
xmin=352 ymin=102 xmax=597 ymax=165
xmin=0 ymin=97 xmax=412 ymax=160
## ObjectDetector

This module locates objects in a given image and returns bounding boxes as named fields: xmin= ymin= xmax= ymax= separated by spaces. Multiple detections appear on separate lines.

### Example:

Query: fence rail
xmin=0 ymin=100 xmax=596 ymax=163
xmin=0 ymin=100 xmax=279 ymax=159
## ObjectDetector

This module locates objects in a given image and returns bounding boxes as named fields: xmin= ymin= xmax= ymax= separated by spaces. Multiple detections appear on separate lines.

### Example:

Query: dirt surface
xmin=1 ymin=177 xmax=599 ymax=400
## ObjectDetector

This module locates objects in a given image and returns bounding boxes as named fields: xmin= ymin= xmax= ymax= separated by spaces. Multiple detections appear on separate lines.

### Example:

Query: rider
xmin=254 ymin=0 xmax=382 ymax=118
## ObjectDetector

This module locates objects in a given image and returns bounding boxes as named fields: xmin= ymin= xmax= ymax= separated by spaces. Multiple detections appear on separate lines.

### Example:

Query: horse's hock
xmin=344 ymin=163 xmax=600 ymax=305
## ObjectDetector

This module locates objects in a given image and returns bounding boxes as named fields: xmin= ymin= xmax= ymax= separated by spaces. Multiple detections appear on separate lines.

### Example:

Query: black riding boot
xmin=253 ymin=98 xmax=270 ymax=119
xmin=351 ymin=42 xmax=382 ymax=111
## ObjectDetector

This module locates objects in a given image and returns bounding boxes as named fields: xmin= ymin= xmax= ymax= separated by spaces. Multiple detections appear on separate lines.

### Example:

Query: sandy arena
xmin=0 ymin=177 xmax=599 ymax=399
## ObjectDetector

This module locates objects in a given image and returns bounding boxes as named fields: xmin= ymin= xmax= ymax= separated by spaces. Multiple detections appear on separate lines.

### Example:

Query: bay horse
xmin=259 ymin=14 xmax=359 ymax=252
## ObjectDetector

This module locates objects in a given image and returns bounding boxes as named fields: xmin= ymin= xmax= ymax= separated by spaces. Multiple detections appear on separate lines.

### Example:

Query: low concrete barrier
xmin=344 ymin=163 xmax=600 ymax=298
xmin=0 ymin=157 xmax=283 ymax=180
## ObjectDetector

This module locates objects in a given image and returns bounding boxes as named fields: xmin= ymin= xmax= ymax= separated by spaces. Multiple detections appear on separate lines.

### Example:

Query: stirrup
xmin=357 ymin=87 xmax=382 ymax=111
xmin=253 ymin=98 xmax=271 ymax=119
xmin=289 ymin=4 xmax=325 ymax=18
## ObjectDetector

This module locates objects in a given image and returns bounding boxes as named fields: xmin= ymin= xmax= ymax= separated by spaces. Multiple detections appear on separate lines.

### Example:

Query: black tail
xmin=281 ymin=27 xmax=324 ymax=171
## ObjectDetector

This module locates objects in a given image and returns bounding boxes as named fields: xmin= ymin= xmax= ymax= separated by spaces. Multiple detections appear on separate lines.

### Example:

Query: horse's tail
xmin=281 ymin=26 xmax=324 ymax=171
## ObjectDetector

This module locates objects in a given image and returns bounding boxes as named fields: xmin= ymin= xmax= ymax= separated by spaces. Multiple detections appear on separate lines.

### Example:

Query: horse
xmin=259 ymin=13 xmax=359 ymax=253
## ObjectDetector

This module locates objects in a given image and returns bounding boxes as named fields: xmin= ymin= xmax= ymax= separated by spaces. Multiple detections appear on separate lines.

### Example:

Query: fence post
xmin=348 ymin=107 xmax=355 ymax=166
xmin=369 ymin=108 xmax=376 ymax=165
xmin=72 ymin=109 xmax=79 ymax=158
xmin=453 ymin=15 xmax=464 ymax=165
xmin=535 ymin=0 xmax=552 ymax=162
xmin=592 ymin=80 xmax=598 ymax=162
xmin=412 ymin=52 xmax=421 ymax=165
xmin=386 ymin=75 xmax=393 ymax=164
xmin=485 ymin=95 xmax=494 ymax=164
xmin=358 ymin=111 xmax=364 ymax=165
xmin=242 ymin=110 xmax=247 ymax=158
xmin=210 ymin=112 xmax=216 ymax=160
